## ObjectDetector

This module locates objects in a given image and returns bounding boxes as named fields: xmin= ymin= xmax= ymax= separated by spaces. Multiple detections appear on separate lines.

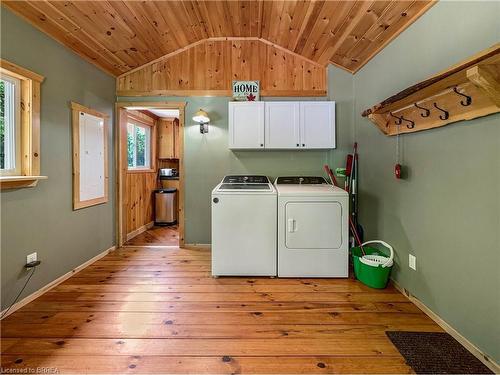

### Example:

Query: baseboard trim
xmin=392 ymin=280 xmax=499 ymax=373
xmin=1 ymin=245 xmax=117 ymax=319
xmin=126 ymin=221 xmax=154 ymax=241
xmin=183 ymin=243 xmax=211 ymax=250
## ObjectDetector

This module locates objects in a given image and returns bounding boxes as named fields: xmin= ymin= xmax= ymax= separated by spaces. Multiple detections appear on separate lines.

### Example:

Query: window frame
xmin=127 ymin=121 xmax=152 ymax=171
xmin=0 ymin=59 xmax=45 ymax=189
xmin=71 ymin=102 xmax=109 ymax=210
xmin=126 ymin=113 xmax=155 ymax=173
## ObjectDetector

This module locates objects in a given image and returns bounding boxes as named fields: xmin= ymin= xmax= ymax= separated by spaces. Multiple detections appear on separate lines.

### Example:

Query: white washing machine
xmin=211 ymin=175 xmax=277 ymax=276
xmin=275 ymin=176 xmax=349 ymax=277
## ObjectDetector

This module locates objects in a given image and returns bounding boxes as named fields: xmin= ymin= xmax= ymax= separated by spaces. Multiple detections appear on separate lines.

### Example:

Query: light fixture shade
xmin=193 ymin=109 xmax=210 ymax=123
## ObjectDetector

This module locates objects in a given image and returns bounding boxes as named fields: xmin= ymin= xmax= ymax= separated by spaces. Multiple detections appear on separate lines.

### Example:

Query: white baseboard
xmin=392 ymin=280 xmax=499 ymax=373
xmin=1 ymin=245 xmax=117 ymax=319
xmin=126 ymin=221 xmax=154 ymax=241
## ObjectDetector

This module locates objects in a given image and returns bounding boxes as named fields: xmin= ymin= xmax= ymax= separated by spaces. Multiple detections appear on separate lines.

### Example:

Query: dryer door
xmin=285 ymin=201 xmax=343 ymax=249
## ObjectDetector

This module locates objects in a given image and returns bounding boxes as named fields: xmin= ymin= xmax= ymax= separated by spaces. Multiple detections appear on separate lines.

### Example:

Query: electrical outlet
xmin=409 ymin=254 xmax=417 ymax=271
xmin=26 ymin=252 xmax=37 ymax=265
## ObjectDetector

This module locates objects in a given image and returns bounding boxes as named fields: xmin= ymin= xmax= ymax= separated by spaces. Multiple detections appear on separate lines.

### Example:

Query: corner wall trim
xmin=392 ymin=280 xmax=500 ymax=373
xmin=1 ymin=245 xmax=117 ymax=319
xmin=125 ymin=221 xmax=154 ymax=241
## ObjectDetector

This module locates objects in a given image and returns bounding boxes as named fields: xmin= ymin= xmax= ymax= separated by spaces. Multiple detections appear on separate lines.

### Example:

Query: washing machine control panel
xmin=222 ymin=175 xmax=270 ymax=184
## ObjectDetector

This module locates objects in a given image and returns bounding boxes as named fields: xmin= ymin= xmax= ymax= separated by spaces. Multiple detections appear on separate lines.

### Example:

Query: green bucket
xmin=352 ymin=240 xmax=393 ymax=289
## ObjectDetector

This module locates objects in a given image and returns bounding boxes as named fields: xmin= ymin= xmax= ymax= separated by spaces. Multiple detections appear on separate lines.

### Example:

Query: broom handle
xmin=323 ymin=165 xmax=365 ymax=255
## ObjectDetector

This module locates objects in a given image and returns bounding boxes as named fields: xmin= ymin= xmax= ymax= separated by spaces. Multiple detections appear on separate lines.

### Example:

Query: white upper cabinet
xmin=300 ymin=102 xmax=335 ymax=149
xmin=265 ymin=102 xmax=300 ymax=149
xmin=228 ymin=101 xmax=335 ymax=150
xmin=228 ymin=102 xmax=265 ymax=149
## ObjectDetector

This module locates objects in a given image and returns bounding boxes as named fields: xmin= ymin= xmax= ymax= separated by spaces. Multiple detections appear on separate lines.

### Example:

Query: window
xmin=127 ymin=121 xmax=151 ymax=170
xmin=0 ymin=59 xmax=45 ymax=189
xmin=0 ymin=73 xmax=21 ymax=175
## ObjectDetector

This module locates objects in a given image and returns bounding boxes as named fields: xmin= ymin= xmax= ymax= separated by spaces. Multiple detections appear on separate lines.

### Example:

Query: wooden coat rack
xmin=362 ymin=44 xmax=500 ymax=136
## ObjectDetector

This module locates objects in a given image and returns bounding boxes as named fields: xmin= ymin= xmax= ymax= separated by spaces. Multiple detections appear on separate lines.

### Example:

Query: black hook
xmin=433 ymin=102 xmax=449 ymax=120
xmin=401 ymin=116 xmax=415 ymax=129
xmin=390 ymin=112 xmax=402 ymax=125
xmin=414 ymin=103 xmax=430 ymax=117
xmin=453 ymin=87 xmax=472 ymax=106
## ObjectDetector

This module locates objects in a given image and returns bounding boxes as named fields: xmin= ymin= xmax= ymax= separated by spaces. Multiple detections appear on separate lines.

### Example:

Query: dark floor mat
xmin=386 ymin=331 xmax=493 ymax=374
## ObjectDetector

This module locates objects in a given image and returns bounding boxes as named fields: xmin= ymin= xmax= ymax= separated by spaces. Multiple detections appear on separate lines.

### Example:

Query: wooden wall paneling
xmin=116 ymin=38 xmax=327 ymax=97
xmin=124 ymin=110 xmax=158 ymax=235
xmin=125 ymin=172 xmax=157 ymax=235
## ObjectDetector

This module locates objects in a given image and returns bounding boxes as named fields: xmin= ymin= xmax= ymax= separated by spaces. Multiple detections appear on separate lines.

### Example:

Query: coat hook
xmin=414 ymin=103 xmax=430 ymax=117
xmin=433 ymin=103 xmax=449 ymax=120
xmin=401 ymin=116 xmax=415 ymax=129
xmin=390 ymin=112 xmax=402 ymax=125
xmin=453 ymin=87 xmax=472 ymax=106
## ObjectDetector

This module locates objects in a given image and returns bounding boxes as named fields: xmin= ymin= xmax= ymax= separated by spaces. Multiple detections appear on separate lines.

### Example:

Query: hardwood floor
xmin=125 ymin=225 xmax=179 ymax=246
xmin=1 ymin=246 xmax=443 ymax=374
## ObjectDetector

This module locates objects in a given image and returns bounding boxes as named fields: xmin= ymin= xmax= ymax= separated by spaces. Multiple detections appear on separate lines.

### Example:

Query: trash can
xmin=154 ymin=188 xmax=177 ymax=226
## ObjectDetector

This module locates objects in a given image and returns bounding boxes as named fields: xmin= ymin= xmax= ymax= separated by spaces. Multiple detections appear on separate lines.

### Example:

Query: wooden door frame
xmin=115 ymin=101 xmax=187 ymax=247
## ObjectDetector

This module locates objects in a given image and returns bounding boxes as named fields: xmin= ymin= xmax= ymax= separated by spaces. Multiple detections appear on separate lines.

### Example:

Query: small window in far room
xmin=0 ymin=73 xmax=21 ymax=176
xmin=127 ymin=121 xmax=151 ymax=170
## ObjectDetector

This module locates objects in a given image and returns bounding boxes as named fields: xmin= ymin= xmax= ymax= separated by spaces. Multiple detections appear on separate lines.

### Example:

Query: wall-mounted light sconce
xmin=193 ymin=109 xmax=210 ymax=134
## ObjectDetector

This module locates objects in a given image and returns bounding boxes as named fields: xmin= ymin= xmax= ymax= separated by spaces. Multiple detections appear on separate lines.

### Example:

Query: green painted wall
xmin=353 ymin=1 xmax=500 ymax=362
xmin=1 ymin=8 xmax=116 ymax=309
xmin=118 ymin=65 xmax=354 ymax=244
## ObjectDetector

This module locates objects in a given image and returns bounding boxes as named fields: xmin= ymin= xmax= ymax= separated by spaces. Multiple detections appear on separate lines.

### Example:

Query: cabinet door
xmin=300 ymin=102 xmax=335 ymax=149
xmin=158 ymin=119 xmax=175 ymax=158
xmin=265 ymin=102 xmax=300 ymax=149
xmin=229 ymin=102 xmax=265 ymax=149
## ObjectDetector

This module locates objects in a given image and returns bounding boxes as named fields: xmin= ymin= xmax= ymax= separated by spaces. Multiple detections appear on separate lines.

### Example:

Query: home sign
xmin=232 ymin=80 xmax=260 ymax=101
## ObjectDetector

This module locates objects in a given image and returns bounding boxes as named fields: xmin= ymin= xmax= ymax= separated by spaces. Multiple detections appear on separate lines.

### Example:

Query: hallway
xmin=124 ymin=226 xmax=179 ymax=246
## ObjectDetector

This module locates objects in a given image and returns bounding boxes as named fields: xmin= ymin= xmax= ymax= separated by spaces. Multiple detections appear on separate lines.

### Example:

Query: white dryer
xmin=275 ymin=176 xmax=349 ymax=277
xmin=211 ymin=175 xmax=277 ymax=276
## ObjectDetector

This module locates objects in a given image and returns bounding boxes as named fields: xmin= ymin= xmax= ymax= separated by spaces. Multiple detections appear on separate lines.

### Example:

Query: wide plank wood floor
xmin=124 ymin=226 xmax=179 ymax=246
xmin=1 ymin=246 xmax=444 ymax=374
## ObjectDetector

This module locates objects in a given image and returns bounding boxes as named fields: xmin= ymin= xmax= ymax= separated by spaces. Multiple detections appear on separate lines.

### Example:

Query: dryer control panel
xmin=275 ymin=176 xmax=327 ymax=185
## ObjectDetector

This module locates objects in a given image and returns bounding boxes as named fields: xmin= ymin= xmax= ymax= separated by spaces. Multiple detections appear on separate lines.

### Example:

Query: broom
xmin=323 ymin=165 xmax=365 ymax=256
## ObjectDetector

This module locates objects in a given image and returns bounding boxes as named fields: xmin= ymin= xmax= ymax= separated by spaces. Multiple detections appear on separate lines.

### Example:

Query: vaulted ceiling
xmin=3 ymin=1 xmax=435 ymax=76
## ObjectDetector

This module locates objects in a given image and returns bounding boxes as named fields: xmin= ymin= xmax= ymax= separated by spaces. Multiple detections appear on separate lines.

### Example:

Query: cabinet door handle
xmin=296 ymin=144 xmax=299 ymax=147
xmin=260 ymin=143 xmax=264 ymax=147
xmin=302 ymin=143 xmax=305 ymax=147
xmin=287 ymin=218 xmax=296 ymax=232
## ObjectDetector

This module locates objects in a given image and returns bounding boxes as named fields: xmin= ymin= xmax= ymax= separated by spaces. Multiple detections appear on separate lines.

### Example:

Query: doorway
xmin=115 ymin=101 xmax=186 ymax=247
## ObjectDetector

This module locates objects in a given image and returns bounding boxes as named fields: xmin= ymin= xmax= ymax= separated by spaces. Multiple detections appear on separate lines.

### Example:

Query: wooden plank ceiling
xmin=3 ymin=0 xmax=435 ymax=77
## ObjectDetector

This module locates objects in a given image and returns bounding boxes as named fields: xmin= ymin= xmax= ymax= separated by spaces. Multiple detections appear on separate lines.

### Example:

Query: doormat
xmin=386 ymin=331 xmax=493 ymax=374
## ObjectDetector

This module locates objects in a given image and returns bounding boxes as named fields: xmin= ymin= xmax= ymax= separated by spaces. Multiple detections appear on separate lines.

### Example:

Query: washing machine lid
xmin=213 ymin=175 xmax=276 ymax=194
